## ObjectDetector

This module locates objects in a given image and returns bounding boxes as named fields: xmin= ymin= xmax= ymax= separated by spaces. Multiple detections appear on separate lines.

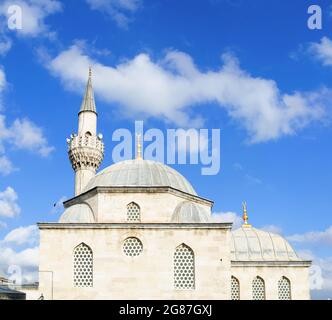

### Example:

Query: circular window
xmin=123 ymin=237 xmax=143 ymax=257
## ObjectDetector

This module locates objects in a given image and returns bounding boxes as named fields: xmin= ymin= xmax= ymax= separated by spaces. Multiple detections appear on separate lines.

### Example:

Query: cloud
xmin=86 ymin=0 xmax=141 ymax=28
xmin=0 ymin=224 xmax=39 ymax=284
xmin=0 ymin=246 xmax=39 ymax=283
xmin=261 ymin=225 xmax=282 ymax=234
xmin=2 ymin=225 xmax=39 ymax=246
xmin=0 ymin=114 xmax=54 ymax=160
xmin=45 ymin=45 xmax=329 ymax=143
xmin=0 ymin=0 xmax=62 ymax=37
xmin=211 ymin=211 xmax=243 ymax=229
xmin=0 ymin=156 xmax=17 ymax=175
xmin=0 ymin=68 xmax=54 ymax=175
xmin=310 ymin=37 xmax=332 ymax=66
xmin=0 ymin=187 xmax=21 ymax=218
xmin=9 ymin=118 xmax=55 ymax=156
xmin=0 ymin=35 xmax=12 ymax=56
xmin=287 ymin=226 xmax=332 ymax=247
xmin=297 ymin=249 xmax=332 ymax=298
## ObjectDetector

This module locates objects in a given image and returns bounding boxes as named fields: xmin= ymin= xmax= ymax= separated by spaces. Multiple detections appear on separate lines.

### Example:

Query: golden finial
xmin=136 ymin=133 xmax=143 ymax=160
xmin=242 ymin=201 xmax=251 ymax=227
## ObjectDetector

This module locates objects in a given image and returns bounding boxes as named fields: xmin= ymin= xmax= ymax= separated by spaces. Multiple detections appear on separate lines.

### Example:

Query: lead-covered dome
xmin=231 ymin=226 xmax=300 ymax=261
xmin=59 ymin=203 xmax=95 ymax=223
xmin=83 ymin=159 xmax=197 ymax=195
xmin=171 ymin=201 xmax=210 ymax=223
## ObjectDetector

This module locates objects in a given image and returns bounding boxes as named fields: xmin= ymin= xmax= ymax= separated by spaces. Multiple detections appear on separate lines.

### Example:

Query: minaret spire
xmin=80 ymin=66 xmax=97 ymax=114
xmin=67 ymin=67 xmax=104 ymax=196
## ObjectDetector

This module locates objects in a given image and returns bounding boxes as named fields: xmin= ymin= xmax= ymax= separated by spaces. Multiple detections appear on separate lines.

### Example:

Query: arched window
xmin=174 ymin=244 xmax=195 ymax=290
xmin=231 ymin=276 xmax=240 ymax=300
xmin=278 ymin=277 xmax=291 ymax=300
xmin=127 ymin=202 xmax=141 ymax=222
xmin=252 ymin=276 xmax=265 ymax=300
xmin=73 ymin=243 xmax=93 ymax=287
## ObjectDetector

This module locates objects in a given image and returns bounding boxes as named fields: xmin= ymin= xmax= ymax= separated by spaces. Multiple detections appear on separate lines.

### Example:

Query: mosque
xmin=33 ymin=69 xmax=311 ymax=300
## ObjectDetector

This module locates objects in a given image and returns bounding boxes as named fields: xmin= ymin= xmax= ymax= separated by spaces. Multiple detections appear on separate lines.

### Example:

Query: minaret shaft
xmin=68 ymin=68 xmax=104 ymax=196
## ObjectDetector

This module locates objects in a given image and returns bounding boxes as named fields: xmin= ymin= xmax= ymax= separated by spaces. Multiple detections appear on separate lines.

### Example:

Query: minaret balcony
xmin=67 ymin=134 xmax=104 ymax=153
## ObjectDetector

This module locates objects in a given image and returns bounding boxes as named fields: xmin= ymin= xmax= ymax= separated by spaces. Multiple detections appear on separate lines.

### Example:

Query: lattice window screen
xmin=174 ymin=244 xmax=195 ymax=290
xmin=231 ymin=276 xmax=240 ymax=300
xmin=252 ymin=276 xmax=265 ymax=300
xmin=73 ymin=243 xmax=93 ymax=287
xmin=278 ymin=277 xmax=291 ymax=300
xmin=127 ymin=202 xmax=141 ymax=222
xmin=123 ymin=237 xmax=143 ymax=257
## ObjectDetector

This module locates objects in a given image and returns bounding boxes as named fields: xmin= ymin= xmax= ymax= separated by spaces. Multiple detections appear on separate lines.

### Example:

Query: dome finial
xmin=242 ymin=201 xmax=251 ymax=227
xmin=136 ymin=133 xmax=143 ymax=160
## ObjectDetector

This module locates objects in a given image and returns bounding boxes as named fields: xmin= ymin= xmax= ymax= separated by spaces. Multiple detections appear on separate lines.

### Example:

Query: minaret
xmin=67 ymin=68 xmax=104 ymax=196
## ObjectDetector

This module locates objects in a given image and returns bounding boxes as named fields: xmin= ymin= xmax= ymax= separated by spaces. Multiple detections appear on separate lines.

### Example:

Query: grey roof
xmin=83 ymin=159 xmax=197 ymax=195
xmin=80 ymin=68 xmax=96 ymax=113
xmin=171 ymin=201 xmax=210 ymax=223
xmin=230 ymin=226 xmax=301 ymax=262
xmin=59 ymin=203 xmax=95 ymax=223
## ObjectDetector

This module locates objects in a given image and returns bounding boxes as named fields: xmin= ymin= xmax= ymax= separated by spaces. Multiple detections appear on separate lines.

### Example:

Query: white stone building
xmin=36 ymin=69 xmax=311 ymax=300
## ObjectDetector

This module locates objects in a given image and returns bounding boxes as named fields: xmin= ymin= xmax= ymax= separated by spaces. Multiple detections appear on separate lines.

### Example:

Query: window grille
xmin=252 ymin=276 xmax=265 ymax=300
xmin=231 ymin=276 xmax=240 ymax=300
xmin=74 ymin=243 xmax=93 ymax=287
xmin=174 ymin=244 xmax=195 ymax=290
xmin=123 ymin=237 xmax=143 ymax=257
xmin=127 ymin=202 xmax=140 ymax=222
xmin=278 ymin=277 xmax=291 ymax=300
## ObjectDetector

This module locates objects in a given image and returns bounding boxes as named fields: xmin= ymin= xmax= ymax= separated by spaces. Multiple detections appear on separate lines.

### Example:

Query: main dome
xmin=83 ymin=159 xmax=197 ymax=195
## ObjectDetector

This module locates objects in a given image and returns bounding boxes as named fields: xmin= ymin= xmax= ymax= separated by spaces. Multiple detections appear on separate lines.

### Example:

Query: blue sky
xmin=0 ymin=0 xmax=331 ymax=299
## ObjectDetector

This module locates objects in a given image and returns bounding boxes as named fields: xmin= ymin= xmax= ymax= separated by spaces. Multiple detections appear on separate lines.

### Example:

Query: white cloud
xmin=211 ymin=211 xmax=243 ymax=229
xmin=0 ymin=35 xmax=12 ymax=56
xmin=0 ymin=187 xmax=21 ymax=218
xmin=0 ymin=246 xmax=39 ymax=283
xmin=261 ymin=225 xmax=282 ymax=234
xmin=0 ymin=68 xmax=54 ymax=175
xmin=287 ymin=226 xmax=332 ymax=247
xmin=0 ymin=0 xmax=62 ymax=37
xmin=0 ymin=155 xmax=17 ymax=175
xmin=3 ymin=225 xmax=39 ymax=246
xmin=46 ymin=45 xmax=329 ymax=143
xmin=86 ymin=0 xmax=141 ymax=28
xmin=310 ymin=37 xmax=332 ymax=66
xmin=9 ymin=118 xmax=55 ymax=156
xmin=0 ymin=114 xmax=54 ymax=160
xmin=0 ymin=224 xmax=39 ymax=284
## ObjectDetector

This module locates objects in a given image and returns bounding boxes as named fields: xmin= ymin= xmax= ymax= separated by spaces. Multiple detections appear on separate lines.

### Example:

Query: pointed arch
xmin=174 ymin=243 xmax=195 ymax=290
xmin=252 ymin=276 xmax=265 ymax=300
xmin=73 ymin=243 xmax=93 ymax=287
xmin=278 ymin=276 xmax=291 ymax=300
xmin=127 ymin=202 xmax=141 ymax=222
xmin=231 ymin=276 xmax=240 ymax=300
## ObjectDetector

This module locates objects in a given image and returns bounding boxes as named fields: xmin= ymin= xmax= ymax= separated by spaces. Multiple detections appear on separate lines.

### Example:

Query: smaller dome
xmin=59 ymin=204 xmax=95 ymax=223
xmin=171 ymin=201 xmax=210 ymax=223
xmin=231 ymin=226 xmax=300 ymax=261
